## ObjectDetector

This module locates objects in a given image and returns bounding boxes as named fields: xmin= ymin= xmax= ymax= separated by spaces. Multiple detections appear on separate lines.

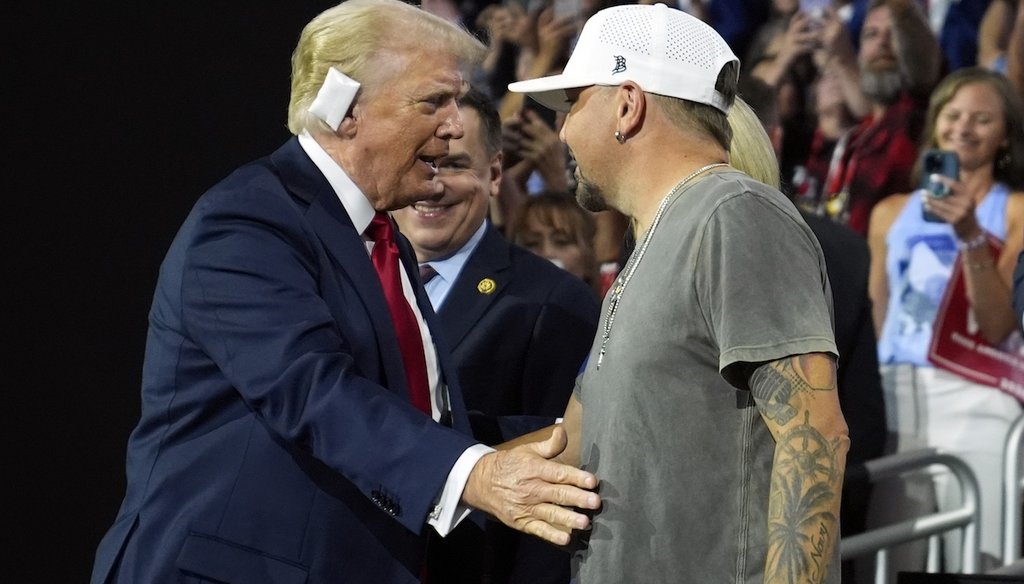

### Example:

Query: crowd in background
xmin=420 ymin=0 xmax=1023 ymax=287
xmin=417 ymin=0 xmax=1024 ymax=577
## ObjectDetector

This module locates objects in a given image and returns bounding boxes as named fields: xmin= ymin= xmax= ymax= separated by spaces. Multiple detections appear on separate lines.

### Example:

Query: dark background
xmin=11 ymin=3 xmax=336 ymax=581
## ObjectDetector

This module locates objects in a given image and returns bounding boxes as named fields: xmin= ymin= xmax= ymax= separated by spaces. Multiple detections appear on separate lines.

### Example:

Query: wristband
xmin=957 ymin=231 xmax=988 ymax=251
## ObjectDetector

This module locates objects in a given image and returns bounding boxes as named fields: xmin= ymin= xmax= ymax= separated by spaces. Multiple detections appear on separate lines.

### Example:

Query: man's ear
xmin=337 ymin=103 xmax=360 ymax=138
xmin=616 ymin=82 xmax=646 ymax=139
xmin=489 ymin=151 xmax=504 ymax=197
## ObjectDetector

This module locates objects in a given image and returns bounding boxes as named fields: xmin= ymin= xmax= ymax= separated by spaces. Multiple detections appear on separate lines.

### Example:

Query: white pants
xmin=878 ymin=364 xmax=1021 ymax=570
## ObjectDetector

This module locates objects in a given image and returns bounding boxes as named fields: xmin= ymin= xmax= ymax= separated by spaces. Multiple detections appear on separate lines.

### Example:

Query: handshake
xmin=462 ymin=425 xmax=600 ymax=546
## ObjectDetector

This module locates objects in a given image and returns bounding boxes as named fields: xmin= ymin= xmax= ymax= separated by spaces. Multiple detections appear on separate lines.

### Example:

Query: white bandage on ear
xmin=308 ymin=68 xmax=361 ymax=131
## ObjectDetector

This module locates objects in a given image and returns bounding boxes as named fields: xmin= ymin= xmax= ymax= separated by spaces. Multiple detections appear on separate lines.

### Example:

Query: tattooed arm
xmin=750 ymin=353 xmax=850 ymax=584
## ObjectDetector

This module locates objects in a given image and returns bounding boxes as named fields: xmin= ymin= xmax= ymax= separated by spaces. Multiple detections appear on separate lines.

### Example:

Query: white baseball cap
xmin=508 ymin=3 xmax=738 ymax=113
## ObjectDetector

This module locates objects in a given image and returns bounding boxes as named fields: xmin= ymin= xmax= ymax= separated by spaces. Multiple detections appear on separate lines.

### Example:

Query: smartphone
xmin=919 ymin=149 xmax=959 ymax=222
xmin=799 ymin=0 xmax=829 ymax=29
xmin=553 ymin=0 xmax=581 ymax=20
xmin=799 ymin=0 xmax=830 ymax=18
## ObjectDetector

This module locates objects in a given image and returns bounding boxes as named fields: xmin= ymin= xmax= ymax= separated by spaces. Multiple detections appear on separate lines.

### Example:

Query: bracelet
xmin=957 ymin=231 xmax=988 ymax=251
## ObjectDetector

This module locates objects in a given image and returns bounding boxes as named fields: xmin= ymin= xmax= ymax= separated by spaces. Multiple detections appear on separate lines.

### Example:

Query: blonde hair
xmin=287 ymin=0 xmax=486 ymax=135
xmin=726 ymin=97 xmax=780 ymax=188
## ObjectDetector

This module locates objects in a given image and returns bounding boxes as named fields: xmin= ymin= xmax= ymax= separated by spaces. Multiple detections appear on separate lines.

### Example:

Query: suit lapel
xmin=269 ymin=139 xmax=409 ymax=395
xmin=438 ymin=225 xmax=511 ymax=350
xmin=268 ymin=139 xmax=474 ymax=434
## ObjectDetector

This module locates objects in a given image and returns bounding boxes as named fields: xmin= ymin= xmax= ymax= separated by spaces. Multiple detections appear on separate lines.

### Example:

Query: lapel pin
xmin=477 ymin=278 xmax=496 ymax=295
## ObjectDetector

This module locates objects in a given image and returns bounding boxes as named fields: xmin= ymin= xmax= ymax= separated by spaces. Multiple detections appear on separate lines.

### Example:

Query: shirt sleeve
xmin=694 ymin=191 xmax=838 ymax=390
xmin=427 ymin=443 xmax=494 ymax=536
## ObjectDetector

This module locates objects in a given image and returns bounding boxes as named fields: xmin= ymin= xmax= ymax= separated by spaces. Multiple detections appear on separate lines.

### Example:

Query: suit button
xmin=371 ymin=489 xmax=401 ymax=516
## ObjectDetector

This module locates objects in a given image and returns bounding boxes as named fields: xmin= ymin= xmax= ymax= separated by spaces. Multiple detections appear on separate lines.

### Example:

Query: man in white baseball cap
xmin=505 ymin=4 xmax=849 ymax=583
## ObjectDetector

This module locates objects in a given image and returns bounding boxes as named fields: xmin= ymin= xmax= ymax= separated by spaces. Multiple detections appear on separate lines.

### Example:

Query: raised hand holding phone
xmin=920 ymin=149 xmax=960 ymax=222
xmin=799 ymin=0 xmax=830 ymax=28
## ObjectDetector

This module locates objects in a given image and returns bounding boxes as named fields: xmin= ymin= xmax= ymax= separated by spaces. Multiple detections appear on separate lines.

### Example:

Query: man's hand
xmin=518 ymin=109 xmax=569 ymax=191
xmin=462 ymin=425 xmax=599 ymax=546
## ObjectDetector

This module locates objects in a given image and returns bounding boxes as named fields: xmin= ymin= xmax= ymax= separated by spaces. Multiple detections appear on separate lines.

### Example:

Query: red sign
xmin=928 ymin=237 xmax=1024 ymax=402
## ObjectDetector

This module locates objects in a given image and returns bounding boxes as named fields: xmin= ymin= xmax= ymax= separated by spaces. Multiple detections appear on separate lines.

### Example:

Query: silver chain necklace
xmin=595 ymin=162 xmax=728 ymax=369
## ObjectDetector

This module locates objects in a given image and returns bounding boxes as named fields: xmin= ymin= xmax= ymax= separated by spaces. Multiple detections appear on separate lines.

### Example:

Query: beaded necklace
xmin=595 ymin=162 xmax=728 ymax=369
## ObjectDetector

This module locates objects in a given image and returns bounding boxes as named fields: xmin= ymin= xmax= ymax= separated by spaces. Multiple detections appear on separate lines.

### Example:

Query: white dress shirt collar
xmin=421 ymin=220 xmax=489 ymax=309
xmin=297 ymin=131 xmax=375 ymax=234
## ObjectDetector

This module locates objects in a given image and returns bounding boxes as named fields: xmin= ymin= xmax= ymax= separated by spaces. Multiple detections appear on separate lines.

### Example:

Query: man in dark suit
xmin=89 ymin=2 xmax=600 ymax=583
xmin=393 ymin=87 xmax=599 ymax=583
xmin=801 ymin=213 xmax=887 ymax=530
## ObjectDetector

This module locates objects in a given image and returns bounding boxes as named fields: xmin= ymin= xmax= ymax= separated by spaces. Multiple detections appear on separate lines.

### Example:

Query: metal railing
xmin=1004 ymin=413 xmax=1024 ymax=567
xmin=840 ymin=448 xmax=981 ymax=584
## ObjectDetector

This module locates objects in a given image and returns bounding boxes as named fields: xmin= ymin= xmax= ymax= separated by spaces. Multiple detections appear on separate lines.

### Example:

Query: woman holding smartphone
xmin=867 ymin=67 xmax=1024 ymax=570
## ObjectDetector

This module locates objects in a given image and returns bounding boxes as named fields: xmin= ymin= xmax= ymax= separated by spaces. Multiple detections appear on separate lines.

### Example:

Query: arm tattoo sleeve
xmin=750 ymin=355 xmax=847 ymax=584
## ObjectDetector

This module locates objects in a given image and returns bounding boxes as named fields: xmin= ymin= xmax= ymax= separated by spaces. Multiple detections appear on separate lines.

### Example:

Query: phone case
xmin=799 ymin=0 xmax=830 ymax=18
xmin=920 ymin=149 xmax=959 ymax=223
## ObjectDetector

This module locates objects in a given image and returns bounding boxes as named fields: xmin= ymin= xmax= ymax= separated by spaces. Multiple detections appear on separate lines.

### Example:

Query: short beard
xmin=575 ymin=178 xmax=609 ymax=212
xmin=860 ymin=69 xmax=905 ymax=105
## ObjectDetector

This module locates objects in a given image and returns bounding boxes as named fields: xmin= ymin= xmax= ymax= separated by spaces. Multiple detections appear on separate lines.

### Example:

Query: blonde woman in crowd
xmin=868 ymin=66 xmax=1024 ymax=570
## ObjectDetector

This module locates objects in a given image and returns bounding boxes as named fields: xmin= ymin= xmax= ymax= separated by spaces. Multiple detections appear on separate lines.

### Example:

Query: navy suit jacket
xmin=427 ymin=224 xmax=599 ymax=584
xmin=91 ymin=138 xmax=479 ymax=584
xmin=436 ymin=225 xmax=599 ymax=445
xmin=802 ymin=213 xmax=886 ymax=469
xmin=802 ymin=212 xmax=886 ymax=545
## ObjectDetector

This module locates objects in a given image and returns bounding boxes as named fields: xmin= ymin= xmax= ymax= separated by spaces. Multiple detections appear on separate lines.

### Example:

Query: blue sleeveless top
xmin=877 ymin=184 xmax=1010 ymax=365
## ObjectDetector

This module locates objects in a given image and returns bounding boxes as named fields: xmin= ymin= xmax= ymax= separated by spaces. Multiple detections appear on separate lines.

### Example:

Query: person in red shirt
xmin=814 ymin=0 xmax=942 ymax=235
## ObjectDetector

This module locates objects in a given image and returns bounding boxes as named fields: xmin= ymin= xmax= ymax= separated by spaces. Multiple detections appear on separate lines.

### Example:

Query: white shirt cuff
xmin=428 ymin=443 xmax=494 ymax=536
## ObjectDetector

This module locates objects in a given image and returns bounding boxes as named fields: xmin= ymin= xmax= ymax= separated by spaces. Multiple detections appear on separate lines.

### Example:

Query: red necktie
xmin=366 ymin=213 xmax=432 ymax=415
